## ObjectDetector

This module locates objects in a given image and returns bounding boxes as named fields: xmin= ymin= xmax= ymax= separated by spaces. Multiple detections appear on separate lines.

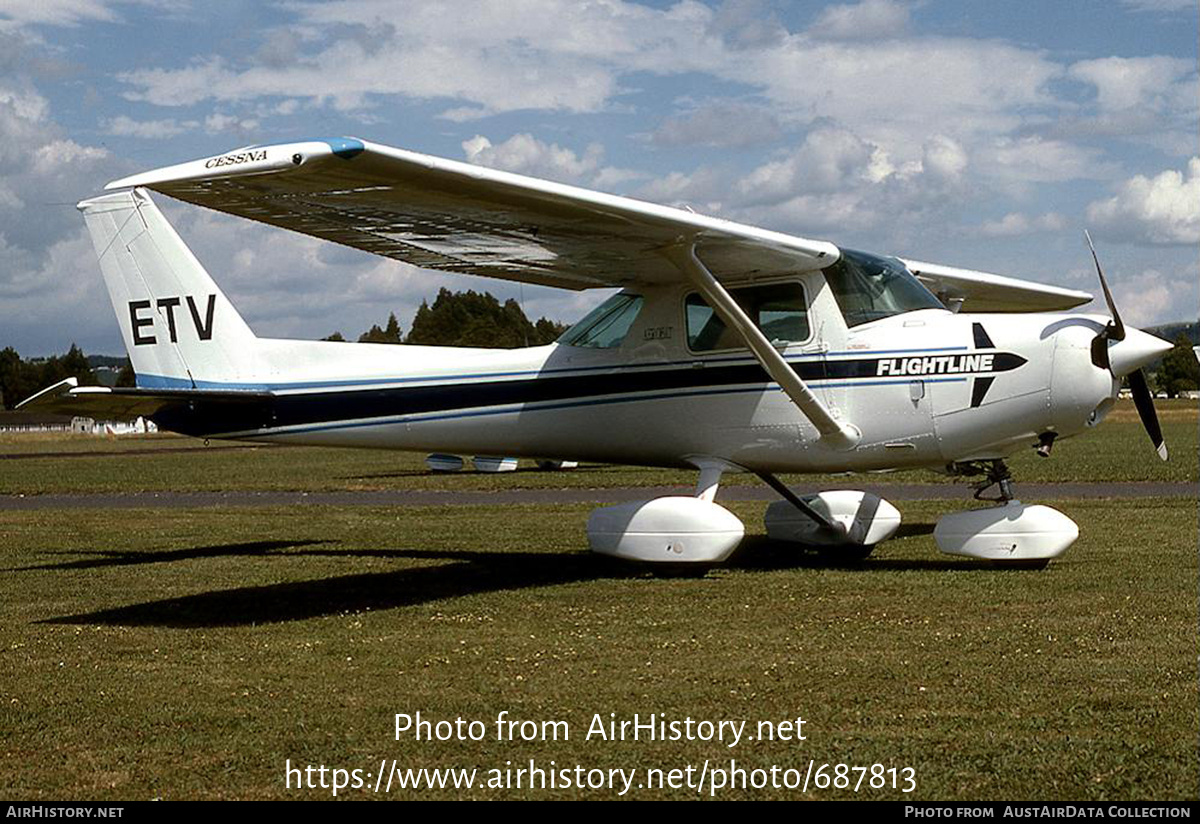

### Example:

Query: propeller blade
xmin=1127 ymin=369 xmax=1168 ymax=461
xmin=1082 ymin=232 xmax=1167 ymax=461
xmin=1084 ymin=230 xmax=1125 ymax=342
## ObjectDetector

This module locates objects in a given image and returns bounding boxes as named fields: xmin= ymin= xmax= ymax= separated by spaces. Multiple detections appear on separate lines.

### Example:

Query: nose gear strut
xmin=949 ymin=459 xmax=1015 ymax=503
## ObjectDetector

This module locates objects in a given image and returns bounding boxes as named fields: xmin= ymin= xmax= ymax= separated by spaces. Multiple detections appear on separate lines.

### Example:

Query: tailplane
xmin=78 ymin=188 xmax=260 ymax=388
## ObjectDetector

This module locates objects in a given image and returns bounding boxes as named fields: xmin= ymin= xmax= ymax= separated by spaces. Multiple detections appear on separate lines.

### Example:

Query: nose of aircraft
xmin=1105 ymin=327 xmax=1174 ymax=378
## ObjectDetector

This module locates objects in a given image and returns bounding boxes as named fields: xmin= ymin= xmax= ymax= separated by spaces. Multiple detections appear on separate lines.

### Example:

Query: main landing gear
xmin=586 ymin=464 xmax=745 ymax=564
xmin=585 ymin=464 xmax=900 ymax=565
xmin=586 ymin=458 xmax=1078 ymax=567
xmin=935 ymin=459 xmax=1078 ymax=564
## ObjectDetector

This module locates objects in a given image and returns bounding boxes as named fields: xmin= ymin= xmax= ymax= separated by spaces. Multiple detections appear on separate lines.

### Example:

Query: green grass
xmin=1 ymin=498 xmax=1195 ymax=800
xmin=1 ymin=400 xmax=1195 ymax=494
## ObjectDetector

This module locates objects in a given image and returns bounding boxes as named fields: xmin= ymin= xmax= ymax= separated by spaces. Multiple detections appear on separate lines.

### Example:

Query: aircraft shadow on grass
xmin=8 ymin=540 xmax=332 ymax=572
xmin=40 ymin=547 xmax=641 ymax=628
xmin=36 ymin=524 xmax=1015 ymax=629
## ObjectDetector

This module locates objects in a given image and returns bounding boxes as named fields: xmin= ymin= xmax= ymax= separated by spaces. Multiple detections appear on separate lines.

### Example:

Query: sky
xmin=0 ymin=0 xmax=1196 ymax=356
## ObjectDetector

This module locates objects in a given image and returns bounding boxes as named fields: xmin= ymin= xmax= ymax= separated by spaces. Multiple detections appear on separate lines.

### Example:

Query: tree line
xmin=326 ymin=288 xmax=567 ymax=348
xmin=1155 ymin=334 xmax=1200 ymax=398
xmin=1 ymin=345 xmax=97 ymax=410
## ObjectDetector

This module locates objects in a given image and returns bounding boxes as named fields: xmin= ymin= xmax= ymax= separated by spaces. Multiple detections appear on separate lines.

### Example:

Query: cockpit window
xmin=558 ymin=293 xmax=644 ymax=349
xmin=823 ymin=248 xmax=944 ymax=327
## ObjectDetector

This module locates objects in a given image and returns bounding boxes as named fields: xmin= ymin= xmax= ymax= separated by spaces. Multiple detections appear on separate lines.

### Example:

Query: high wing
xmin=106 ymin=136 xmax=1091 ymax=310
xmin=106 ymin=138 xmax=838 ymax=290
xmin=903 ymin=259 xmax=1091 ymax=313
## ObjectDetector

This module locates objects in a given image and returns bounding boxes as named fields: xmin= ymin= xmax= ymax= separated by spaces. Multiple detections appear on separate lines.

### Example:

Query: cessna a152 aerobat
xmin=22 ymin=137 xmax=1174 ymax=566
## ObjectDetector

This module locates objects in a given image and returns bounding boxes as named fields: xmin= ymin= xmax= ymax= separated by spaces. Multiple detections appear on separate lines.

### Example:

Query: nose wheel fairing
xmin=935 ymin=502 xmax=1078 ymax=562
xmin=937 ymin=459 xmax=1079 ymax=562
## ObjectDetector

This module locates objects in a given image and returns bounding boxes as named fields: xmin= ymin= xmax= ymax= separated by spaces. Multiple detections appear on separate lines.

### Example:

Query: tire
xmin=817 ymin=543 xmax=875 ymax=563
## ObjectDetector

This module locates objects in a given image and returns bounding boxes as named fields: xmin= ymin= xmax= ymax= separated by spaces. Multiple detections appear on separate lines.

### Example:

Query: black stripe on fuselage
xmin=153 ymin=353 xmax=1027 ymax=437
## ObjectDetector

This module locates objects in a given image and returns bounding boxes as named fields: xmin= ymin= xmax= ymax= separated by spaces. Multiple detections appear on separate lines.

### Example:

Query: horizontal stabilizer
xmin=17 ymin=378 xmax=271 ymax=421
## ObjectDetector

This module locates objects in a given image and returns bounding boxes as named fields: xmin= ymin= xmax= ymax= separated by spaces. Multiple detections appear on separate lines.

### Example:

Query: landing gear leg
xmin=953 ymin=459 xmax=1015 ymax=503
xmin=760 ymin=477 xmax=901 ymax=561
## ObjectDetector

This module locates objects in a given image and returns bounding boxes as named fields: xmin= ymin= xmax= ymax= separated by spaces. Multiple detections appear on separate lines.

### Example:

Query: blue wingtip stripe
xmin=242 ymin=137 xmax=364 ymax=159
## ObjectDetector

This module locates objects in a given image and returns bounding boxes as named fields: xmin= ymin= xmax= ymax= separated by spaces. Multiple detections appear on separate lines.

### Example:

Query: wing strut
xmin=665 ymin=242 xmax=860 ymax=450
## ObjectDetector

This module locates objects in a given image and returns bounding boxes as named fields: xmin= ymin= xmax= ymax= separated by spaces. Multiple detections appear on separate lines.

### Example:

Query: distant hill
xmin=1147 ymin=321 xmax=1198 ymax=346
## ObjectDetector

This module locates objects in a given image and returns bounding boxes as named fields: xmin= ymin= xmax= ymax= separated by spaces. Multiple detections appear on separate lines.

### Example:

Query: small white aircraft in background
xmin=21 ymin=137 xmax=1173 ymax=566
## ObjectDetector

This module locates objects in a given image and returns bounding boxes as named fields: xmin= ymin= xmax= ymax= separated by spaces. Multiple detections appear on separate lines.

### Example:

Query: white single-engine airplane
xmin=21 ymin=137 xmax=1173 ymax=566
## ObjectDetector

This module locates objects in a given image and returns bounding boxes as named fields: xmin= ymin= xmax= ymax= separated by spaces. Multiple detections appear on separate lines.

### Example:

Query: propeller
xmin=1084 ymin=231 xmax=1168 ymax=461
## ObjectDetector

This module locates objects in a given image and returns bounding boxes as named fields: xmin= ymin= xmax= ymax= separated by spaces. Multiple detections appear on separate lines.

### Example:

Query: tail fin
xmin=78 ymin=188 xmax=260 ymax=388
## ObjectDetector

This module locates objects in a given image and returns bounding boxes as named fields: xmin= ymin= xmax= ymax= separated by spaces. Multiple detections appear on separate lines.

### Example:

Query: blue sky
xmin=1 ymin=0 xmax=1196 ymax=356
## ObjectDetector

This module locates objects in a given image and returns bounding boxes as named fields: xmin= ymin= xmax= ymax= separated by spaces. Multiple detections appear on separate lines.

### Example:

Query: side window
xmin=686 ymin=282 xmax=810 ymax=352
xmin=558 ymin=293 xmax=644 ymax=349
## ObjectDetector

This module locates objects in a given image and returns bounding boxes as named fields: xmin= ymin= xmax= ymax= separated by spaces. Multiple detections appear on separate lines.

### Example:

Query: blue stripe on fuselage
xmin=224 ymin=377 xmax=969 ymax=438
xmin=135 ymin=345 xmax=972 ymax=393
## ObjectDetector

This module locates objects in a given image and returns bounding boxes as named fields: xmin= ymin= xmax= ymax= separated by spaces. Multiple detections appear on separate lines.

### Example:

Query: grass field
xmin=0 ymin=400 xmax=1196 ymax=800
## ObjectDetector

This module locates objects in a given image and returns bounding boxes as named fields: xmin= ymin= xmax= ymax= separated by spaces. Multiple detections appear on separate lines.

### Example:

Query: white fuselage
xmin=172 ymin=275 xmax=1117 ymax=475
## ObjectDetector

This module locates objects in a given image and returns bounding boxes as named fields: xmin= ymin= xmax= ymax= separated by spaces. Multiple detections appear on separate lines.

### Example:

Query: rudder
xmin=78 ymin=188 xmax=260 ymax=388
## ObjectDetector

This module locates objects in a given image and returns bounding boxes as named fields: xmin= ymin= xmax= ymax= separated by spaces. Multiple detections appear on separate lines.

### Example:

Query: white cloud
xmin=705 ymin=0 xmax=786 ymax=50
xmin=730 ymin=37 xmax=1062 ymax=168
xmin=203 ymin=112 xmax=259 ymax=135
xmin=651 ymin=100 xmax=782 ymax=149
xmin=1069 ymin=55 xmax=1194 ymax=112
xmin=1060 ymin=56 xmax=1197 ymax=155
xmin=809 ymin=0 xmax=912 ymax=40
xmin=104 ymin=114 xmax=189 ymax=138
xmin=977 ymin=212 xmax=1067 ymax=237
xmin=0 ymin=82 xmax=113 ymax=252
xmin=109 ymin=0 xmax=1066 ymax=170
xmin=0 ymin=0 xmax=117 ymax=29
xmin=1109 ymin=268 xmax=1197 ymax=328
xmin=635 ymin=167 xmax=727 ymax=211
xmin=117 ymin=1 xmax=664 ymax=115
xmin=632 ymin=126 xmax=973 ymax=243
xmin=0 ymin=45 xmax=132 ymax=355
xmin=1085 ymin=158 xmax=1200 ymax=245
xmin=976 ymin=136 xmax=1110 ymax=183
xmin=921 ymin=135 xmax=968 ymax=182
xmin=0 ymin=85 xmax=48 ymax=125
xmin=462 ymin=133 xmax=604 ymax=184
xmin=736 ymin=126 xmax=876 ymax=205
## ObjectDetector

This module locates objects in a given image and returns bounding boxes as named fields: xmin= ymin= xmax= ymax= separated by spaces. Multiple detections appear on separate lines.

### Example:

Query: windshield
xmin=823 ymin=248 xmax=944 ymax=327
xmin=558 ymin=293 xmax=644 ymax=348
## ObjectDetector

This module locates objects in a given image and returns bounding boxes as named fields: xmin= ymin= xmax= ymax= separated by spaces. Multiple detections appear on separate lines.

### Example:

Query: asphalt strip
xmin=0 ymin=482 xmax=1194 ymax=510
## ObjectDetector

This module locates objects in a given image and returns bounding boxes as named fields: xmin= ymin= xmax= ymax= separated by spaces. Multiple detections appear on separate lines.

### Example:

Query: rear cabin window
xmin=686 ymin=282 xmax=810 ymax=352
xmin=558 ymin=293 xmax=644 ymax=349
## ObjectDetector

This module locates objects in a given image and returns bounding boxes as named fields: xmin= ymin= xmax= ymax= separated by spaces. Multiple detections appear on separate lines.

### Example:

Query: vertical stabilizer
xmin=78 ymin=188 xmax=260 ymax=387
